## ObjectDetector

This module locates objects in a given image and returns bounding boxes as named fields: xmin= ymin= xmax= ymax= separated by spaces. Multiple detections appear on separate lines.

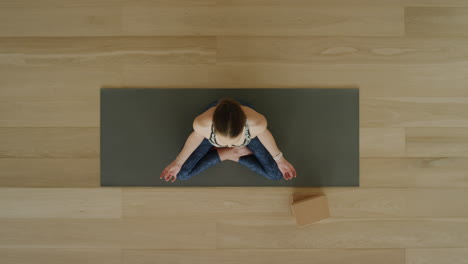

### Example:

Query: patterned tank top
xmin=209 ymin=120 xmax=251 ymax=147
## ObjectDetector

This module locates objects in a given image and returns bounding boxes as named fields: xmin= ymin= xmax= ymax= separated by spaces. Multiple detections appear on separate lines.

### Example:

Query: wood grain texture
xmin=405 ymin=7 xmax=468 ymax=36
xmin=123 ymin=64 xmax=468 ymax=97
xmin=122 ymin=5 xmax=404 ymax=36
xmin=0 ymin=158 xmax=99 ymax=187
xmin=217 ymin=36 xmax=468 ymax=64
xmin=404 ymin=0 xmax=468 ymax=6
xmin=406 ymin=127 xmax=468 ymax=157
xmin=0 ymin=188 xmax=121 ymax=218
xmin=0 ymin=97 xmax=99 ymax=127
xmin=361 ymin=157 xmax=468 ymax=188
xmin=123 ymin=187 xmax=468 ymax=219
xmin=0 ymin=7 xmax=122 ymax=37
xmin=0 ymin=0 xmax=125 ymax=8
xmin=0 ymin=36 xmax=215 ymax=98
xmin=0 ymin=65 xmax=122 ymax=98
xmin=0 ymin=128 xmax=99 ymax=157
xmin=216 ymin=217 xmax=468 ymax=248
xmin=360 ymin=128 xmax=405 ymax=157
xmin=0 ymin=37 xmax=215 ymax=67
xmin=406 ymin=248 xmax=468 ymax=264
xmin=123 ymin=248 xmax=404 ymax=264
xmin=1 ymin=1 xmax=468 ymax=263
xmin=0 ymin=218 xmax=216 ymax=249
xmin=0 ymin=248 xmax=122 ymax=264
xmin=361 ymin=97 xmax=468 ymax=127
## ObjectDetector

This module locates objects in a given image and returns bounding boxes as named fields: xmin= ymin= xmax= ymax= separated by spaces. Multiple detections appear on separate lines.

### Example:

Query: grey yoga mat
xmin=100 ymin=88 xmax=359 ymax=187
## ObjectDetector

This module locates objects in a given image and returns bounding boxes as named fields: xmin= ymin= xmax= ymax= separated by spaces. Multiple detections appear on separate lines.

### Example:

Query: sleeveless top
xmin=209 ymin=120 xmax=251 ymax=147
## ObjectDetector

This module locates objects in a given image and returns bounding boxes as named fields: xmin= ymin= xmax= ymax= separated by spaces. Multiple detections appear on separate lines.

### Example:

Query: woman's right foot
xmin=235 ymin=146 xmax=253 ymax=157
xmin=216 ymin=146 xmax=253 ymax=162
xmin=229 ymin=146 xmax=253 ymax=162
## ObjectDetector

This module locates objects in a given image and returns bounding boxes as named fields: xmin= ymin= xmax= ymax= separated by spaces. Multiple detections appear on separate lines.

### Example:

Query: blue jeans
xmin=177 ymin=98 xmax=283 ymax=181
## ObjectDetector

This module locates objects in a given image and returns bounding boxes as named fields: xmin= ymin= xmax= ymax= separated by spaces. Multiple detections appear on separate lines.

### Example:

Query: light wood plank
xmin=122 ymin=0 xmax=216 ymax=5
xmin=406 ymin=127 xmax=468 ymax=157
xmin=133 ymin=0 xmax=398 ymax=6
xmin=0 ymin=158 xmax=99 ymax=187
xmin=361 ymin=97 xmax=468 ymax=127
xmin=0 ymin=36 xmax=214 ymax=97
xmin=361 ymin=157 xmax=468 ymax=188
xmin=138 ymin=0 xmax=468 ymax=7
xmin=0 ymin=65 xmax=122 ymax=98
xmin=0 ymin=128 xmax=98 ymax=157
xmin=123 ymin=248 xmax=404 ymax=264
xmin=217 ymin=217 xmax=468 ymax=248
xmin=123 ymin=188 xmax=219 ymax=219
xmin=1 ymin=1 xmax=468 ymax=262
xmin=217 ymin=0 xmax=468 ymax=6
xmin=0 ymin=0 xmax=125 ymax=8
xmin=0 ymin=7 xmax=122 ymax=37
xmin=117 ymin=36 xmax=216 ymax=66
xmin=0 ymin=188 xmax=121 ymax=218
xmin=0 ymin=248 xmax=122 ymax=264
xmin=124 ymin=187 xmax=468 ymax=219
xmin=404 ymin=0 xmax=468 ymax=6
xmin=0 ymin=97 xmax=98 ymax=127
xmin=0 ymin=36 xmax=216 ymax=68
xmin=218 ymin=36 xmax=468 ymax=65
xmin=123 ymin=5 xmax=404 ymax=36
xmin=360 ymin=128 xmax=405 ymax=157
xmin=406 ymin=248 xmax=468 ymax=264
xmin=215 ymin=63 xmax=468 ymax=97
xmin=0 ymin=218 xmax=216 ymax=249
xmin=123 ymin=65 xmax=221 ymax=88
xmin=123 ymin=64 xmax=468 ymax=97
xmin=405 ymin=7 xmax=468 ymax=37
xmin=198 ymin=0 xmax=468 ymax=7
xmin=323 ymin=188 xmax=468 ymax=218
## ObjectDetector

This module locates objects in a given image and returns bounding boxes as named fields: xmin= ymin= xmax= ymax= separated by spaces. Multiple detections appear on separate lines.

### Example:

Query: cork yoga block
xmin=291 ymin=193 xmax=330 ymax=227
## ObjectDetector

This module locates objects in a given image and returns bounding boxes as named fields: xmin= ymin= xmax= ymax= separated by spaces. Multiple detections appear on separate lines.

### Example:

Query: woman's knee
xmin=176 ymin=169 xmax=189 ymax=180
xmin=267 ymin=166 xmax=283 ymax=180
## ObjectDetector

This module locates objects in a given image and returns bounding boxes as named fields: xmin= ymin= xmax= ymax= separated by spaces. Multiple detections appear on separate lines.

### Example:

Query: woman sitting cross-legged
xmin=160 ymin=97 xmax=297 ymax=183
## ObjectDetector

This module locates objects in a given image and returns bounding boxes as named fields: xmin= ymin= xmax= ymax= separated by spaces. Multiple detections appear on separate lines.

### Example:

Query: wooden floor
xmin=1 ymin=0 xmax=468 ymax=263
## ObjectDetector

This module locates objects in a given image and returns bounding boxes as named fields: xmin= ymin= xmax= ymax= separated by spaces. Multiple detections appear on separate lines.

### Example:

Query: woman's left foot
xmin=235 ymin=146 xmax=253 ymax=157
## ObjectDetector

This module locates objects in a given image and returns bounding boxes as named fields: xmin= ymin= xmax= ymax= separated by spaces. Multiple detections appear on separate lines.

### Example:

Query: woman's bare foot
xmin=229 ymin=146 xmax=253 ymax=162
xmin=235 ymin=146 xmax=253 ymax=157
xmin=215 ymin=146 xmax=253 ymax=162
xmin=215 ymin=147 xmax=230 ymax=161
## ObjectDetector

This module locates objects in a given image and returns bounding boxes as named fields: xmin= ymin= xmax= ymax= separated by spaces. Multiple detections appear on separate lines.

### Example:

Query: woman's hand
xmin=276 ymin=157 xmax=297 ymax=180
xmin=160 ymin=160 xmax=182 ymax=182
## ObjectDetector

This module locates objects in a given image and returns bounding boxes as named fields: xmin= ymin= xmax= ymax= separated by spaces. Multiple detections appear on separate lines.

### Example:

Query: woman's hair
xmin=212 ymin=97 xmax=247 ymax=139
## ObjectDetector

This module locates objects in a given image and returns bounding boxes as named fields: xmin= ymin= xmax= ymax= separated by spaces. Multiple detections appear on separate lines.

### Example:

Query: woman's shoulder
xmin=193 ymin=116 xmax=212 ymax=140
xmin=193 ymin=106 xmax=216 ymax=138
xmin=242 ymin=106 xmax=267 ymax=137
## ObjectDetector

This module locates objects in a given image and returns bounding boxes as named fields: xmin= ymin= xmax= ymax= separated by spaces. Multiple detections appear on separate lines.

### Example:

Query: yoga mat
xmin=101 ymin=88 xmax=359 ymax=187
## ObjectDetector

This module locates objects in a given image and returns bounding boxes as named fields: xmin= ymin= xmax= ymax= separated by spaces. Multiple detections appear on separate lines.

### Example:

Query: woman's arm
xmin=174 ymin=121 xmax=206 ymax=165
xmin=252 ymin=115 xmax=296 ymax=180
xmin=255 ymin=116 xmax=285 ymax=163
